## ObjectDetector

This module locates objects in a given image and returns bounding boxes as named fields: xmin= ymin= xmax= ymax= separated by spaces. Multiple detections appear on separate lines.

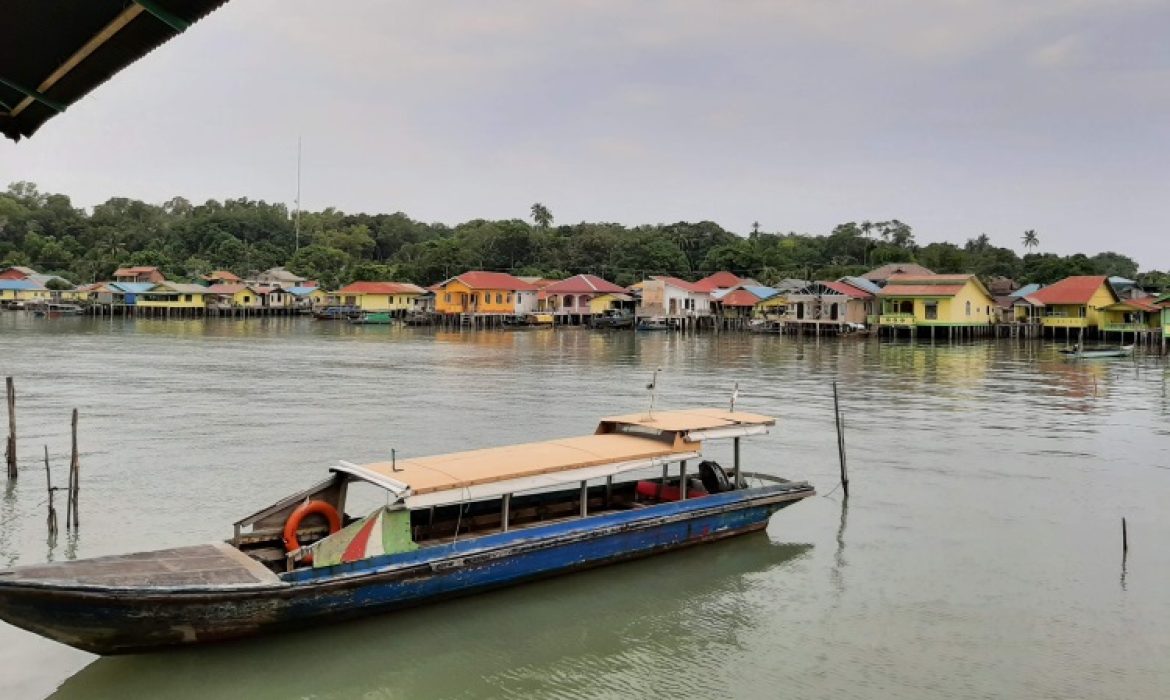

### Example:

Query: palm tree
xmin=530 ymin=203 xmax=553 ymax=229
xmin=1022 ymin=229 xmax=1039 ymax=253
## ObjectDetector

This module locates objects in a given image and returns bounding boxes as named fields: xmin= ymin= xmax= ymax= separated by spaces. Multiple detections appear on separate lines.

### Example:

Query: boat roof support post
xmin=680 ymin=460 xmax=688 ymax=501
xmin=734 ymin=437 xmax=743 ymax=489
xmin=501 ymin=493 xmax=510 ymax=533
xmin=580 ymin=481 xmax=588 ymax=518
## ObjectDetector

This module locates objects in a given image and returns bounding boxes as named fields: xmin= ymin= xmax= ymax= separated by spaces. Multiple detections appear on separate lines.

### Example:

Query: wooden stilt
xmin=44 ymin=446 xmax=57 ymax=537
xmin=833 ymin=381 xmax=849 ymax=498
xmin=68 ymin=408 xmax=80 ymax=529
xmin=5 ymin=377 xmax=15 ymax=480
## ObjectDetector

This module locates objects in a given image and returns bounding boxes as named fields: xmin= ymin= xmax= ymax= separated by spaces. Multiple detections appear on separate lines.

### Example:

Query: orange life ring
xmin=282 ymin=500 xmax=342 ymax=564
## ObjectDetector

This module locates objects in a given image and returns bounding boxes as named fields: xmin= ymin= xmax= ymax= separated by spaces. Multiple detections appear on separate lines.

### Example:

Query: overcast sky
xmin=3 ymin=1 xmax=1168 ymax=268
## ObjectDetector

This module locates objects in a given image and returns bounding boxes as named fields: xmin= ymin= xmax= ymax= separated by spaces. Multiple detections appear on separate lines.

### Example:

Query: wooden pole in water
xmin=44 ymin=446 xmax=57 ymax=536
xmin=833 ymin=381 xmax=849 ymax=498
xmin=68 ymin=408 xmax=79 ymax=528
xmin=5 ymin=377 xmax=15 ymax=480
xmin=1122 ymin=517 xmax=1128 ymax=555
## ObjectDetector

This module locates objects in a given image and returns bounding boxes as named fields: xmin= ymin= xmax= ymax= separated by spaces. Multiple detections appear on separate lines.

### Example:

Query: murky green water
xmin=1 ymin=313 xmax=1168 ymax=699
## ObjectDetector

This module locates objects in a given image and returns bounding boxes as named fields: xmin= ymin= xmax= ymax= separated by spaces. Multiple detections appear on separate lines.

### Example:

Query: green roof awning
xmin=1 ymin=0 xmax=230 ymax=142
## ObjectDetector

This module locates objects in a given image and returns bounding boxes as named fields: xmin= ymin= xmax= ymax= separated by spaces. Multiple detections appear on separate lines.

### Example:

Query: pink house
xmin=541 ymin=274 xmax=626 ymax=321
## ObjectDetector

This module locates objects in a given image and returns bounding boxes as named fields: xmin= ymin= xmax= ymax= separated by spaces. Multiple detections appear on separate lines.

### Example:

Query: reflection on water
xmin=1 ymin=314 xmax=1168 ymax=699
xmin=51 ymin=536 xmax=810 ymax=700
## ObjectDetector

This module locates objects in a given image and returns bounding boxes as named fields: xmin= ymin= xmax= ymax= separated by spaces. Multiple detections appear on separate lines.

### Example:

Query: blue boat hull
xmin=0 ymin=484 xmax=812 ymax=654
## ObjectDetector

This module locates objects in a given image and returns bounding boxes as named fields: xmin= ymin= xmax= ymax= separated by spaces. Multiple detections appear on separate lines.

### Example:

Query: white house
xmin=637 ymin=276 xmax=712 ymax=317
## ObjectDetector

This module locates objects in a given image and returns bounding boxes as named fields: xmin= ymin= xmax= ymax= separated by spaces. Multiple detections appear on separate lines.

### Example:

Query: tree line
xmin=0 ymin=182 xmax=1164 ymax=291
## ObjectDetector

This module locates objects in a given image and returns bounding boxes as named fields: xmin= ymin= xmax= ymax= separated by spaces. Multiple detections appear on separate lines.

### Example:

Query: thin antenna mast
xmin=294 ymin=136 xmax=302 ymax=252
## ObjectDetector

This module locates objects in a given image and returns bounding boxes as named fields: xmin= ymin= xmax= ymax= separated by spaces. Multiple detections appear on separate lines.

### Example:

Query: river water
xmin=0 ymin=313 xmax=1167 ymax=699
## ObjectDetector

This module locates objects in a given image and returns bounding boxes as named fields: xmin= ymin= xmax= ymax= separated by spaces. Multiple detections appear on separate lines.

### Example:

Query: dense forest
xmin=0 ymin=181 xmax=1164 ymax=291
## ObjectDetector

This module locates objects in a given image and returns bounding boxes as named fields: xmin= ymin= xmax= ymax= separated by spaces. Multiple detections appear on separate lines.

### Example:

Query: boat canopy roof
xmin=331 ymin=409 xmax=774 ymax=508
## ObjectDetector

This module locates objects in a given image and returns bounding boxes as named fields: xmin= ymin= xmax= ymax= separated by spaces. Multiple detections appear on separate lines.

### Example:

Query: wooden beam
xmin=9 ymin=4 xmax=146 ymax=119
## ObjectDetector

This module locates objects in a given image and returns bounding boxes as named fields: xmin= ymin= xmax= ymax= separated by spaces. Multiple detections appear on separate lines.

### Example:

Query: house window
xmin=507 ymin=294 xmax=512 ymax=303
xmin=445 ymin=293 xmax=451 ymax=302
xmin=925 ymin=302 xmax=938 ymax=320
xmin=1078 ymin=306 xmax=1086 ymax=318
xmin=184 ymin=295 xmax=192 ymax=302
xmin=965 ymin=301 xmax=971 ymax=316
xmin=564 ymin=295 xmax=575 ymax=308
xmin=496 ymin=293 xmax=503 ymax=304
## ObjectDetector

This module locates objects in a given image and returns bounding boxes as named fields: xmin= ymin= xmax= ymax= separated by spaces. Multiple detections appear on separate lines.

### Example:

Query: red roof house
xmin=541 ymin=274 xmax=626 ymax=316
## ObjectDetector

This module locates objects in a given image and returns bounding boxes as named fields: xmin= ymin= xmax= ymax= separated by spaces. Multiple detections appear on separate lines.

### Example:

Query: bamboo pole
xmin=68 ymin=408 xmax=79 ymax=528
xmin=1122 ymin=517 xmax=1128 ymax=555
xmin=833 ymin=381 xmax=849 ymax=498
xmin=5 ymin=377 xmax=15 ymax=480
xmin=44 ymin=446 xmax=57 ymax=536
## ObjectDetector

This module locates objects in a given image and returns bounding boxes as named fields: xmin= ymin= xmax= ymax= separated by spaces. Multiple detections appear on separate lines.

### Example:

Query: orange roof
xmin=452 ymin=271 xmax=538 ymax=291
xmin=1106 ymin=297 xmax=1159 ymax=312
xmin=719 ymin=289 xmax=762 ymax=307
xmin=202 ymin=270 xmax=240 ymax=282
xmin=692 ymin=271 xmax=742 ymax=293
xmin=337 ymin=281 xmax=425 ymax=295
xmin=1030 ymin=276 xmax=1112 ymax=305
xmin=543 ymin=274 xmax=625 ymax=295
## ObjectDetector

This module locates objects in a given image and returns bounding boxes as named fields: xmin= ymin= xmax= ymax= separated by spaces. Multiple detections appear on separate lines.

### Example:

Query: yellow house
xmin=205 ymin=283 xmax=262 ymax=308
xmin=1029 ymin=276 xmax=1118 ymax=331
xmin=1101 ymin=297 xmax=1162 ymax=334
xmin=877 ymin=274 xmax=997 ymax=329
xmin=588 ymin=293 xmax=635 ymax=315
xmin=137 ymin=282 xmax=209 ymax=309
xmin=0 ymin=280 xmax=50 ymax=304
xmin=433 ymin=271 xmax=538 ymax=315
xmin=1157 ymin=294 xmax=1170 ymax=339
xmin=336 ymin=282 xmax=425 ymax=311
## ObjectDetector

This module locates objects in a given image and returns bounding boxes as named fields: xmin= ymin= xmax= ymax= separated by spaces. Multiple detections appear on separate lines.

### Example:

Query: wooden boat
xmin=313 ymin=305 xmax=360 ymax=321
xmin=591 ymin=310 xmax=634 ymax=329
xmin=0 ymin=408 xmax=812 ymax=655
xmin=349 ymin=311 xmax=395 ymax=325
xmin=31 ymin=303 xmax=84 ymax=318
xmin=636 ymin=316 xmax=672 ymax=331
xmin=1058 ymin=344 xmax=1135 ymax=359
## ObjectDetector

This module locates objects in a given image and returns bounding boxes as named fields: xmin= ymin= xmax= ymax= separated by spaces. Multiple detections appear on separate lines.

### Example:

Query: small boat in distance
xmin=0 ymin=408 xmax=812 ymax=655
xmin=1058 ymin=344 xmax=1135 ymax=359
xmin=636 ymin=316 xmax=673 ymax=331
xmin=349 ymin=311 xmax=395 ymax=325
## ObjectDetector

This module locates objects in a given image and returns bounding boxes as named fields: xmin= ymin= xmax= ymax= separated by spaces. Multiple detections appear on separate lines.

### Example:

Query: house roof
xmin=838 ymin=276 xmax=882 ymax=295
xmin=542 ymin=274 xmax=626 ymax=295
xmin=113 ymin=266 xmax=160 ymax=276
xmin=205 ymin=283 xmax=249 ymax=294
xmin=0 ymin=279 xmax=46 ymax=291
xmin=202 ymin=270 xmax=240 ymax=282
xmin=1014 ymin=295 xmax=1046 ymax=308
xmin=108 ymin=282 xmax=155 ymax=294
xmin=0 ymin=1 xmax=232 ymax=142
xmin=650 ymin=276 xmax=701 ymax=293
xmin=450 ymin=271 xmax=538 ymax=291
xmin=337 ymin=281 xmax=426 ymax=295
xmin=1010 ymin=283 xmax=1042 ymax=298
xmin=257 ymin=267 xmax=306 ymax=283
xmin=1105 ymin=297 xmax=1159 ymax=313
xmin=150 ymin=282 xmax=206 ymax=294
xmin=1029 ymin=276 xmax=1113 ymax=306
xmin=286 ymin=286 xmax=321 ymax=296
xmin=0 ymin=266 xmax=37 ymax=279
xmin=879 ymin=274 xmax=979 ymax=298
xmin=821 ymin=280 xmax=873 ymax=299
xmin=691 ymin=271 xmax=742 ymax=292
xmin=719 ymin=289 xmax=764 ymax=307
xmin=862 ymin=263 xmax=935 ymax=282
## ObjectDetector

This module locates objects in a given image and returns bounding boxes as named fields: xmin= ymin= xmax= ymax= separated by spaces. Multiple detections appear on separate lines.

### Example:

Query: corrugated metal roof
xmin=336 ymin=281 xmax=425 ymax=295
xmin=542 ymin=274 xmax=626 ymax=295
xmin=1 ymin=1 xmax=232 ymax=142
xmin=821 ymin=280 xmax=873 ymax=299
xmin=691 ymin=271 xmax=742 ymax=292
xmin=1009 ymin=283 xmax=1042 ymax=298
xmin=0 ymin=279 xmax=46 ymax=291
xmin=108 ymin=282 xmax=154 ymax=294
xmin=1030 ymin=276 xmax=1112 ymax=305
xmin=286 ymin=286 xmax=320 ymax=296
xmin=719 ymin=289 xmax=763 ymax=307
xmin=650 ymin=276 xmax=701 ymax=293
xmin=452 ymin=271 xmax=538 ymax=291
xmin=839 ymin=276 xmax=882 ymax=295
